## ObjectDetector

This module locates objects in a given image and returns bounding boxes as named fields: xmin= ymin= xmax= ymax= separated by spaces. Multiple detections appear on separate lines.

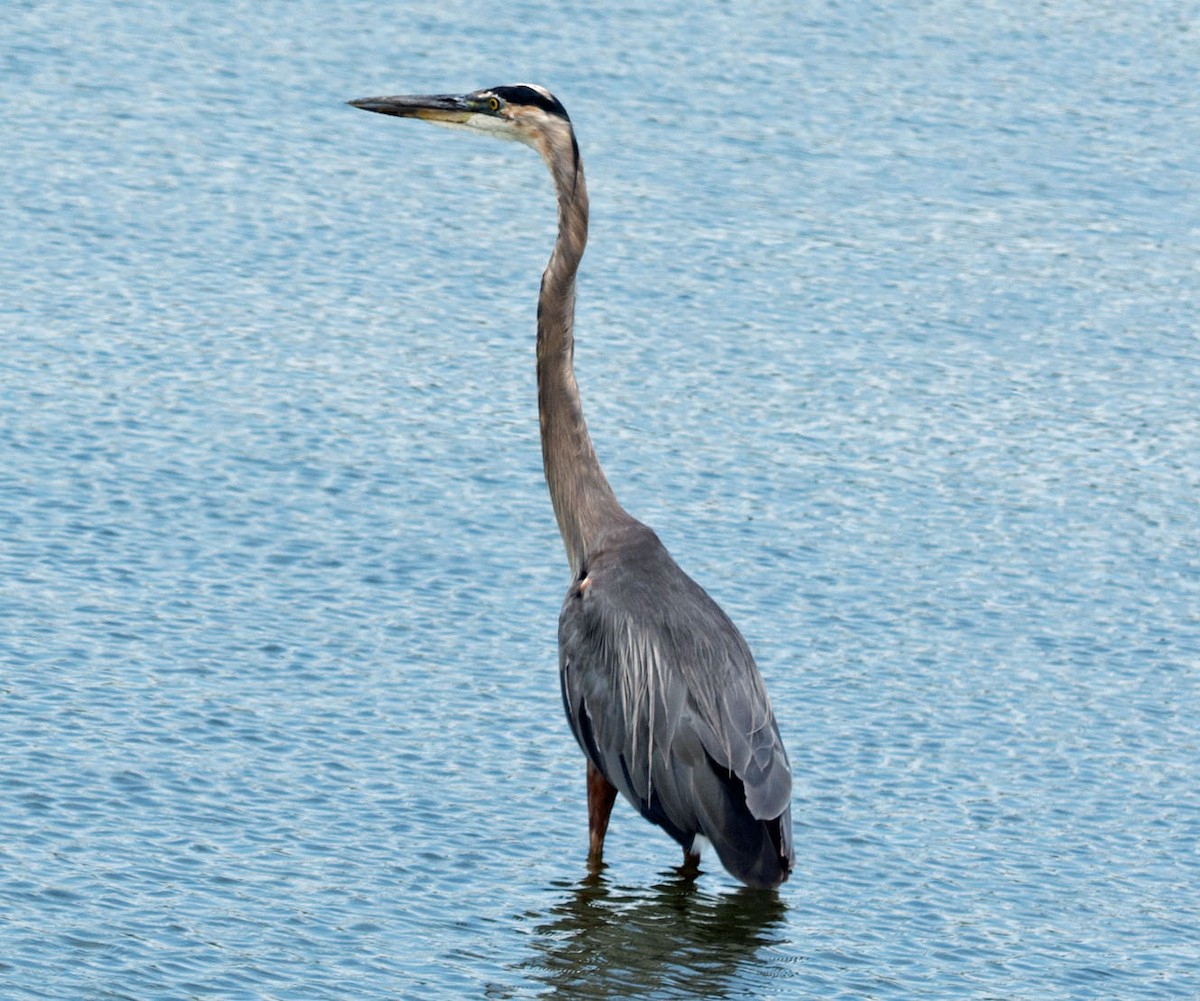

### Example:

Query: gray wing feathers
xmin=558 ymin=523 xmax=792 ymax=870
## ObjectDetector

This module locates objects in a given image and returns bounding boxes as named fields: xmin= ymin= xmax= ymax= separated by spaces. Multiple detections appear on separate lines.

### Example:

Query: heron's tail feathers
xmin=690 ymin=753 xmax=794 ymax=889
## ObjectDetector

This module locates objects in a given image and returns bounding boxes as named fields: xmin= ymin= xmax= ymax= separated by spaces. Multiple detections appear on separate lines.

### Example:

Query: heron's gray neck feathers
xmin=536 ymin=128 xmax=627 ymax=577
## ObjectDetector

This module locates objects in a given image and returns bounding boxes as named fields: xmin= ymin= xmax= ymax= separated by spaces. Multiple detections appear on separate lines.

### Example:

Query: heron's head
xmin=349 ymin=84 xmax=574 ymax=163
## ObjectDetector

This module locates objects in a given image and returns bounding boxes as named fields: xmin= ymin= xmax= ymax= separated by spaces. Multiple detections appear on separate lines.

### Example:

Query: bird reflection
xmin=507 ymin=868 xmax=788 ymax=998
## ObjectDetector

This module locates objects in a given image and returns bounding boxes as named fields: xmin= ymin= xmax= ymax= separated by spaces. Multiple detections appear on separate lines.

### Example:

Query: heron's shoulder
xmin=580 ymin=520 xmax=697 ymax=604
xmin=589 ymin=519 xmax=674 ymax=575
xmin=568 ymin=520 xmax=747 ymax=651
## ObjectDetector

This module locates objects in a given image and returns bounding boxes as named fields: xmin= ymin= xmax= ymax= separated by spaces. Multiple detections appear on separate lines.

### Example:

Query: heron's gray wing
xmin=559 ymin=522 xmax=792 ymax=875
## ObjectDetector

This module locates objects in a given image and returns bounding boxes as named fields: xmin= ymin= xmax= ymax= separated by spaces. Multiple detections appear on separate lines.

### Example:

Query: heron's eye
xmin=488 ymin=96 xmax=501 ymax=112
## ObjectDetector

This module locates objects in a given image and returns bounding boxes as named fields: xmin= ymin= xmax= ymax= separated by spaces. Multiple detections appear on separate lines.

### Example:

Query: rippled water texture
xmin=3 ymin=1 xmax=1199 ymax=997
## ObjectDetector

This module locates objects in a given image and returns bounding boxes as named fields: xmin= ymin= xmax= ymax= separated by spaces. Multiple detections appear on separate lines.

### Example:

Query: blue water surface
xmin=3 ymin=1 xmax=1199 ymax=997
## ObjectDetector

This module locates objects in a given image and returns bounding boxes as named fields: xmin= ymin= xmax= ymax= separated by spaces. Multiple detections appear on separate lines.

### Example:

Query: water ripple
xmin=3 ymin=0 xmax=1199 ymax=998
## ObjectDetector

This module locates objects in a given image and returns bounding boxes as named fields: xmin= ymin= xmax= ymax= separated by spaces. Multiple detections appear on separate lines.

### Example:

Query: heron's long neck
xmin=537 ymin=138 xmax=626 ymax=577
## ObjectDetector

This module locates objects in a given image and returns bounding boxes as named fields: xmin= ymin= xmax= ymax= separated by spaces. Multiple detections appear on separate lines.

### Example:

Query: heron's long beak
xmin=347 ymin=93 xmax=472 ymax=124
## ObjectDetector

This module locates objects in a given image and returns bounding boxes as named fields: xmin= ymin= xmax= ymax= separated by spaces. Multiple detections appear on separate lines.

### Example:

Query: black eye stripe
xmin=488 ymin=85 xmax=570 ymax=122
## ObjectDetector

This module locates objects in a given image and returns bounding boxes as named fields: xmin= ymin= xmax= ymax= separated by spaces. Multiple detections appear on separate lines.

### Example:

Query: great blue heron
xmin=349 ymin=84 xmax=794 ymax=888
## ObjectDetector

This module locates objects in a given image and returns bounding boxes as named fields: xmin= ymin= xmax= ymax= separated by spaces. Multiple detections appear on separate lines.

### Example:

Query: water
xmin=3 ymin=1 xmax=1199 ymax=996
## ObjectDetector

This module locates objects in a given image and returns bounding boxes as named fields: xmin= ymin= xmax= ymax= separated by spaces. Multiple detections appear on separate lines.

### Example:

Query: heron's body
xmin=350 ymin=84 xmax=794 ymax=888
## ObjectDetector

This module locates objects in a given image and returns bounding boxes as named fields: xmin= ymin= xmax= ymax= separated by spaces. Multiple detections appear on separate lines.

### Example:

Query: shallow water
xmin=3 ymin=1 xmax=1199 ymax=997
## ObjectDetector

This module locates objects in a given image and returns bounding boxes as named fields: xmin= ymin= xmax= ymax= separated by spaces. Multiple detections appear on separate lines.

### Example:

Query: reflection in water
xmin=506 ymin=868 xmax=789 ymax=998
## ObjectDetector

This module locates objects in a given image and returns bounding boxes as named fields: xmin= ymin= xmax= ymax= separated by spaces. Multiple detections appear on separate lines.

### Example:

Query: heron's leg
xmin=586 ymin=760 xmax=617 ymax=866
xmin=680 ymin=848 xmax=702 ymax=879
